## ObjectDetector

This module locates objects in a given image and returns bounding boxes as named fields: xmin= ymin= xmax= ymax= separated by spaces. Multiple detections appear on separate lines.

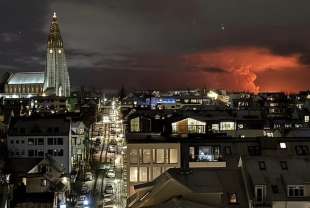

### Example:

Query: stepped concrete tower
xmin=44 ymin=12 xmax=70 ymax=97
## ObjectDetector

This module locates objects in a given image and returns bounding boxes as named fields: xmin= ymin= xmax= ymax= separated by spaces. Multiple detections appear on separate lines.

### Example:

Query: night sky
xmin=1 ymin=0 xmax=310 ymax=92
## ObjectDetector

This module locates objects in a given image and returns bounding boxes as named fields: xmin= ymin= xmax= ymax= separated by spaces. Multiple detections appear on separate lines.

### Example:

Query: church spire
xmin=44 ymin=11 xmax=70 ymax=97
xmin=48 ymin=11 xmax=63 ymax=48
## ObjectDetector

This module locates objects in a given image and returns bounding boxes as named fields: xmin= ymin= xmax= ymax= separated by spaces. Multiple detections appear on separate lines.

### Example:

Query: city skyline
xmin=1 ymin=0 xmax=310 ymax=92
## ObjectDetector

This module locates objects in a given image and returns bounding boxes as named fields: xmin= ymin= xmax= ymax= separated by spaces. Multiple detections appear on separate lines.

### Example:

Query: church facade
xmin=3 ymin=12 xmax=70 ymax=98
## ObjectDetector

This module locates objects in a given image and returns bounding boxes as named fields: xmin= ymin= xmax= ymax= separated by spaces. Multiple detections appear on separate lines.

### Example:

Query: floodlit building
xmin=1 ymin=12 xmax=70 ymax=98
xmin=2 ymin=72 xmax=45 ymax=98
xmin=44 ymin=12 xmax=70 ymax=97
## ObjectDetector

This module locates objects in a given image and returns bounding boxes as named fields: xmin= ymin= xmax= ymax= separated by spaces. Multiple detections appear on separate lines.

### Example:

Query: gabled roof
xmin=131 ymin=168 xmax=248 ymax=208
xmin=7 ymin=72 xmax=45 ymax=84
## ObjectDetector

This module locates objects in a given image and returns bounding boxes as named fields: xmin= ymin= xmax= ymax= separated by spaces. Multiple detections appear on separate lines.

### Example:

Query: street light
xmin=83 ymin=199 xmax=89 ymax=205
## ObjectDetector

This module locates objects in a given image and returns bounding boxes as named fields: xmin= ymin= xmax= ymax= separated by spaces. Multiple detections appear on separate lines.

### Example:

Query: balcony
xmin=189 ymin=161 xmax=226 ymax=168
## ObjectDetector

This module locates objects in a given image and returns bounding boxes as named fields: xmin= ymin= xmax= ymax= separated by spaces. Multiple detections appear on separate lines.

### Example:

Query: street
xmin=75 ymin=99 xmax=126 ymax=208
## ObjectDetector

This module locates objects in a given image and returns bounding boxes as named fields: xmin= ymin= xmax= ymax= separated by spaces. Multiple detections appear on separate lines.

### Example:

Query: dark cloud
xmin=197 ymin=67 xmax=227 ymax=73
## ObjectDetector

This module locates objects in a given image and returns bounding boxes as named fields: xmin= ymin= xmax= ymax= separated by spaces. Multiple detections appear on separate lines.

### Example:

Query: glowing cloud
xmin=184 ymin=47 xmax=302 ymax=93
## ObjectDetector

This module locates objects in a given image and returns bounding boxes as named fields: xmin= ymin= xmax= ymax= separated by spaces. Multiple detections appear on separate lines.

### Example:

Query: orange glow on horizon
xmin=184 ymin=47 xmax=303 ymax=93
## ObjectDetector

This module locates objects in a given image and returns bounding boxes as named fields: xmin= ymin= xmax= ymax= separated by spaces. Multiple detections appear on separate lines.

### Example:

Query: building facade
xmin=3 ymin=72 xmax=44 ymax=98
xmin=7 ymin=117 xmax=73 ymax=173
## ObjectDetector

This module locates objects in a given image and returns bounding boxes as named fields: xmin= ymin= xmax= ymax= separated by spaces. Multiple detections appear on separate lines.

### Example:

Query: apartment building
xmin=7 ymin=116 xmax=73 ymax=173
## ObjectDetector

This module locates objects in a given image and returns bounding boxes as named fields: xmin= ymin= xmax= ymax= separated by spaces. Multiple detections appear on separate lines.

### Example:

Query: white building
xmin=7 ymin=117 xmax=74 ymax=173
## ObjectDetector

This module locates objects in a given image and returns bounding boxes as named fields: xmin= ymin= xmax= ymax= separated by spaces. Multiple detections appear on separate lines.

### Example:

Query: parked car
xmin=108 ymin=145 xmax=116 ymax=153
xmin=85 ymin=172 xmax=93 ymax=181
xmin=106 ymin=169 xmax=116 ymax=178
xmin=95 ymin=137 xmax=101 ymax=145
xmin=102 ymin=193 xmax=115 ymax=203
xmin=81 ymin=184 xmax=89 ymax=194
xmin=97 ymin=162 xmax=111 ymax=171
xmin=104 ymin=183 xmax=114 ymax=194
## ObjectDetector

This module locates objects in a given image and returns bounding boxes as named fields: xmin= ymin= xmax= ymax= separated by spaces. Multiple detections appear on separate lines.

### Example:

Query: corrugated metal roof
xmin=8 ymin=72 xmax=45 ymax=84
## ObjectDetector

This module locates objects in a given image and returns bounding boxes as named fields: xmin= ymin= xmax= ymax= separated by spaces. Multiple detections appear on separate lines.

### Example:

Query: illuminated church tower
xmin=44 ymin=12 xmax=70 ymax=97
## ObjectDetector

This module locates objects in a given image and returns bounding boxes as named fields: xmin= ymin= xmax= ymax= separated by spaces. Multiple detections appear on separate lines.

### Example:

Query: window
xmin=10 ymin=140 xmax=13 ymax=144
xmin=288 ymin=185 xmax=304 ymax=197
xmin=41 ymin=179 xmax=47 ymax=187
xmin=220 ymin=122 xmax=236 ymax=131
xmin=295 ymin=145 xmax=309 ymax=155
xmin=169 ymin=149 xmax=178 ymax=164
xmin=130 ymin=117 xmax=140 ymax=132
xmin=198 ymin=146 xmax=220 ymax=161
xmin=21 ymin=140 xmax=24 ymax=144
xmin=271 ymin=185 xmax=279 ymax=193
xmin=248 ymin=146 xmax=261 ymax=156
xmin=58 ymin=149 xmax=63 ymax=156
xmin=129 ymin=167 xmax=138 ymax=182
xmin=38 ymin=138 xmax=44 ymax=145
xmin=211 ymin=124 xmax=219 ymax=131
xmin=280 ymin=161 xmax=288 ymax=170
xmin=152 ymin=167 xmax=161 ymax=180
xmin=16 ymin=140 xmax=19 ymax=144
xmin=189 ymin=146 xmax=195 ymax=161
xmin=142 ymin=149 xmax=152 ymax=164
xmin=228 ymin=193 xmax=238 ymax=204
xmin=305 ymin=115 xmax=309 ymax=123
xmin=20 ymin=128 xmax=25 ymax=134
xmin=47 ymin=138 xmax=53 ymax=145
xmin=139 ymin=167 xmax=148 ymax=182
xmin=156 ymin=149 xmax=165 ymax=163
xmin=57 ymin=138 xmax=63 ymax=145
xmin=28 ymin=138 xmax=34 ymax=145
xmin=129 ymin=149 xmax=138 ymax=164
xmin=255 ymin=185 xmax=266 ymax=202
xmin=38 ymin=151 xmax=44 ymax=157
xmin=224 ymin=146 xmax=232 ymax=155
xmin=47 ymin=149 xmax=53 ymax=155
xmin=28 ymin=150 xmax=34 ymax=157
xmin=54 ymin=127 xmax=59 ymax=133
xmin=258 ymin=161 xmax=266 ymax=170
xmin=280 ymin=142 xmax=286 ymax=149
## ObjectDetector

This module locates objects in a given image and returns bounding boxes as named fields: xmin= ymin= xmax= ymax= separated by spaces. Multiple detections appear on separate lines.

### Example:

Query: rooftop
xmin=7 ymin=72 xmax=45 ymax=85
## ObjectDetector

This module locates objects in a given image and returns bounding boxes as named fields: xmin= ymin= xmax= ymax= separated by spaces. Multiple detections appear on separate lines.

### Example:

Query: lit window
xmin=280 ymin=143 xmax=287 ymax=149
xmin=130 ymin=117 xmax=140 ymax=132
xmin=142 ymin=149 xmax=152 ymax=164
xmin=212 ymin=124 xmax=219 ymax=131
xmin=58 ymin=49 xmax=62 ymax=54
xmin=220 ymin=122 xmax=236 ymax=130
xmin=139 ymin=167 xmax=148 ymax=182
xmin=169 ymin=148 xmax=178 ymax=164
xmin=228 ymin=193 xmax=238 ymax=204
xmin=156 ymin=149 xmax=165 ymax=163
xmin=49 ymin=49 xmax=53 ymax=53
xmin=198 ymin=146 xmax=220 ymax=161
xmin=305 ymin=116 xmax=309 ymax=123
xmin=152 ymin=167 xmax=161 ymax=180
xmin=129 ymin=149 xmax=138 ymax=164
xmin=129 ymin=167 xmax=138 ymax=182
